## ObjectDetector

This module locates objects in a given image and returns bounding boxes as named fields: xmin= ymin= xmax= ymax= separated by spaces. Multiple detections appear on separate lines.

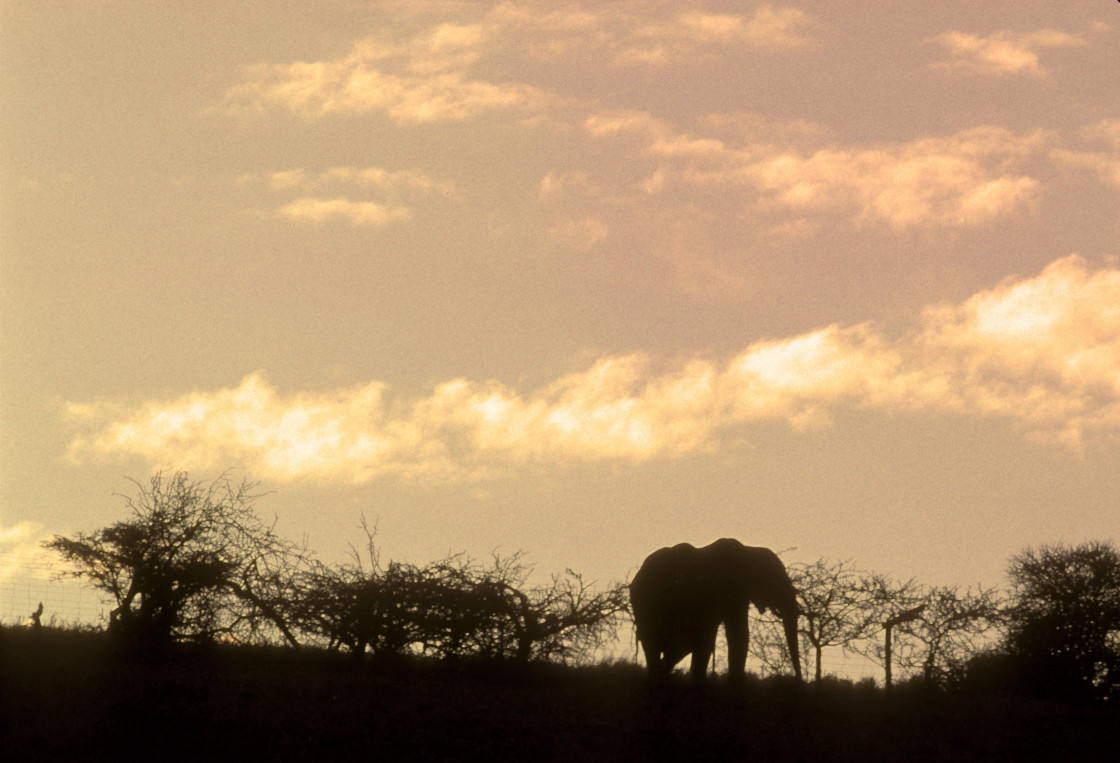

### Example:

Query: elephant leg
xmin=689 ymin=625 xmax=718 ymax=679
xmin=725 ymin=611 xmax=749 ymax=678
xmin=663 ymin=643 xmax=691 ymax=674
xmin=641 ymin=640 xmax=667 ymax=675
xmin=689 ymin=649 xmax=711 ymax=679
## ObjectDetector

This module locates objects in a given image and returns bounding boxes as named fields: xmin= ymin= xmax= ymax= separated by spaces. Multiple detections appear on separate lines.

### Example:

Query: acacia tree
xmin=875 ymin=585 xmax=1003 ymax=688
xmin=1003 ymin=541 xmax=1120 ymax=701
xmin=44 ymin=472 xmax=306 ymax=647
xmin=789 ymin=559 xmax=897 ymax=682
xmin=842 ymin=574 xmax=926 ymax=683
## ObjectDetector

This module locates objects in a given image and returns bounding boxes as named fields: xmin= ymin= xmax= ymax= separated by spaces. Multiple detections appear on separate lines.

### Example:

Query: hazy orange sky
xmin=3 ymin=1 xmax=1119 ymax=604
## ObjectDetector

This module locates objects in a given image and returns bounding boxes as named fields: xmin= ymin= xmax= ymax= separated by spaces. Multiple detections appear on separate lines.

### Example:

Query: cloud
xmin=486 ymin=4 xmax=608 ymax=59
xmin=222 ymin=24 xmax=546 ymax=123
xmin=579 ymin=113 xmax=1044 ymax=229
xmin=1082 ymin=119 xmax=1120 ymax=151
xmin=275 ymin=197 xmax=412 ymax=226
xmin=618 ymin=6 xmax=816 ymax=63
xmin=220 ymin=4 xmax=815 ymax=122
xmin=546 ymin=216 xmax=610 ymax=250
xmin=1050 ymin=119 xmax=1120 ymax=188
xmin=249 ymin=166 xmax=456 ymax=196
xmin=930 ymin=28 xmax=1086 ymax=76
xmin=742 ymin=127 xmax=1043 ymax=228
xmin=240 ymin=165 xmax=453 ymax=227
xmin=65 ymin=256 xmax=1120 ymax=483
xmin=0 ymin=520 xmax=54 ymax=583
xmin=66 ymin=376 xmax=418 ymax=483
xmin=549 ymin=114 xmax=1114 ymax=299
xmin=908 ymin=255 xmax=1120 ymax=448
xmin=487 ymin=3 xmax=816 ymax=65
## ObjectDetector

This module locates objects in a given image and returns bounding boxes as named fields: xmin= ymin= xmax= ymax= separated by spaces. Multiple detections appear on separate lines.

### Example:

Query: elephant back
xmin=630 ymin=543 xmax=720 ymax=643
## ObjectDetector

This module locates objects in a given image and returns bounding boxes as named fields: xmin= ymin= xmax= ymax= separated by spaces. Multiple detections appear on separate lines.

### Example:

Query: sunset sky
xmin=3 ymin=1 xmax=1119 ymax=613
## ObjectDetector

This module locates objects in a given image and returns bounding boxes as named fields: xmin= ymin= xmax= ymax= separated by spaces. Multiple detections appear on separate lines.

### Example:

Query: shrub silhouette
xmin=1003 ymin=540 xmax=1120 ymax=701
xmin=292 ymin=529 xmax=627 ymax=663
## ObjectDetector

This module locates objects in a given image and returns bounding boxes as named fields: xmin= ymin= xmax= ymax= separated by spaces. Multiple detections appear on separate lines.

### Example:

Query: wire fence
xmin=609 ymin=620 xmax=883 ymax=682
xmin=0 ymin=554 xmax=113 ymax=629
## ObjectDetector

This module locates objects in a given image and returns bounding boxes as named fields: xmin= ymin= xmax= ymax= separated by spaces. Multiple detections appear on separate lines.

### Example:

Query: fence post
xmin=882 ymin=605 xmax=925 ymax=695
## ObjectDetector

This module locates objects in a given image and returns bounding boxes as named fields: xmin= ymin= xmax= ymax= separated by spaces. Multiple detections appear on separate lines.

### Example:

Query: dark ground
xmin=3 ymin=626 xmax=1119 ymax=761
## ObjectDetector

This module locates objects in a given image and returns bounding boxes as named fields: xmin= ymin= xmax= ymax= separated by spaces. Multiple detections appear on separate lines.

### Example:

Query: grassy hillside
xmin=3 ymin=626 xmax=1119 ymax=761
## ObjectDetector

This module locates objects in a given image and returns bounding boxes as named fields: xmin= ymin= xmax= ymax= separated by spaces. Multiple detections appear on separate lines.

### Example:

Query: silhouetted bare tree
xmin=742 ymin=560 xmax=916 ymax=680
xmin=869 ymin=584 xmax=1003 ymax=688
xmin=788 ymin=559 xmax=896 ymax=682
xmin=44 ymin=472 xmax=306 ymax=648
xmin=845 ymin=575 xmax=933 ymax=685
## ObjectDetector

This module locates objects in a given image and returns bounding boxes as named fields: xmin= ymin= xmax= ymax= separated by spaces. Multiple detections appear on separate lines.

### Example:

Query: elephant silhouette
xmin=629 ymin=538 xmax=802 ymax=680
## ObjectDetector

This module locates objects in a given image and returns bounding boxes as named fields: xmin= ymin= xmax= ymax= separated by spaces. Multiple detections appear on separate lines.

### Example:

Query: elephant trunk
xmin=783 ymin=610 xmax=802 ymax=681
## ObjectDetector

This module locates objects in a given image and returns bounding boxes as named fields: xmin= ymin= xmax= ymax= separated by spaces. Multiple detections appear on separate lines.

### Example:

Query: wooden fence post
xmin=882 ymin=605 xmax=925 ymax=695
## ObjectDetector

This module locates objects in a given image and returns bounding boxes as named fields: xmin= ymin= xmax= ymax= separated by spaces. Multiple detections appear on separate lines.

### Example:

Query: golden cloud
xmin=0 ymin=520 xmax=54 ymax=583
xmin=222 ymin=25 xmax=545 ymax=123
xmin=258 ymin=166 xmax=456 ymax=195
xmin=619 ymin=6 xmax=815 ymax=63
xmin=240 ymin=165 xmax=454 ymax=227
xmin=582 ymin=114 xmax=1043 ymax=229
xmin=909 ymin=256 xmax=1120 ymax=446
xmin=930 ymin=28 xmax=1086 ymax=76
xmin=276 ymin=197 xmax=412 ymax=226
xmin=1051 ymin=120 xmax=1120 ymax=188
xmin=66 ymin=257 xmax=1120 ymax=483
xmin=734 ymin=127 xmax=1044 ymax=228
xmin=220 ymin=4 xmax=815 ymax=122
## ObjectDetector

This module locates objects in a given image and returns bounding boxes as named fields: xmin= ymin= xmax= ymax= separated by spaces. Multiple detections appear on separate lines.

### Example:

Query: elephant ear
xmin=750 ymin=555 xmax=797 ymax=615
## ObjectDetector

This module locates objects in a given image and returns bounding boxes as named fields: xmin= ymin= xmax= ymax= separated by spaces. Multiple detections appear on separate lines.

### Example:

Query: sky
xmin=3 ymin=1 xmax=1120 ymax=622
